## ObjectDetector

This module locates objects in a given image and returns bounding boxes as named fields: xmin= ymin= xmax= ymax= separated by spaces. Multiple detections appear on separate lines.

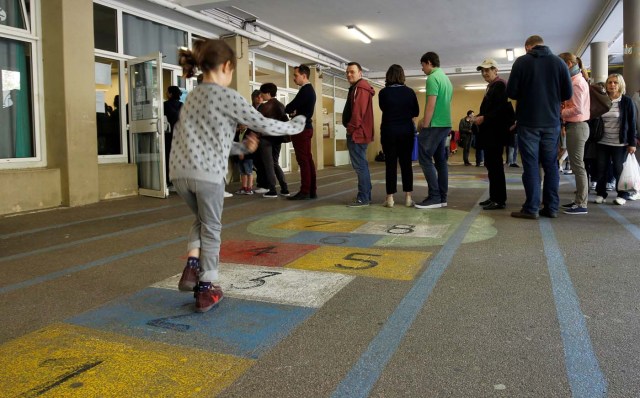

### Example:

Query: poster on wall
xmin=95 ymin=62 xmax=111 ymax=85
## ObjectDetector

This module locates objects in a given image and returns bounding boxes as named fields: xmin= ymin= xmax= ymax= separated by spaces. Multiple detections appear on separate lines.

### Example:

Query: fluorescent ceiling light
xmin=464 ymin=84 xmax=487 ymax=91
xmin=506 ymin=48 xmax=515 ymax=61
xmin=347 ymin=25 xmax=372 ymax=44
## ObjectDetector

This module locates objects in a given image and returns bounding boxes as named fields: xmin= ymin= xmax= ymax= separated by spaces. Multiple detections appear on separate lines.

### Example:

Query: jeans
xmin=418 ymin=127 xmax=449 ymax=202
xmin=595 ymin=143 xmax=629 ymax=199
xmin=507 ymin=135 xmax=518 ymax=164
xmin=460 ymin=132 xmax=473 ymax=164
xmin=347 ymin=134 xmax=372 ymax=203
xmin=381 ymin=132 xmax=414 ymax=194
xmin=291 ymin=128 xmax=317 ymax=195
xmin=517 ymin=125 xmax=561 ymax=213
xmin=565 ymin=122 xmax=589 ymax=207
xmin=173 ymin=178 xmax=224 ymax=283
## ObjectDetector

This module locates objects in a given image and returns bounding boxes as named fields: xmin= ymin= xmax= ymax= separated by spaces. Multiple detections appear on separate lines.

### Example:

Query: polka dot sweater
xmin=169 ymin=83 xmax=305 ymax=184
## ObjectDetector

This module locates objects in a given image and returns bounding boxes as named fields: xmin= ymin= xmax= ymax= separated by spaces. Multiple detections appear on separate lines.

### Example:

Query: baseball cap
xmin=476 ymin=59 xmax=498 ymax=71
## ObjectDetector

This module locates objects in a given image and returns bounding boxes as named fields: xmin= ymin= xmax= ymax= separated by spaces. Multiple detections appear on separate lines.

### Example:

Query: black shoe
xmin=280 ymin=189 xmax=291 ymax=197
xmin=464 ymin=162 xmax=472 ymax=166
xmin=509 ymin=163 xmax=520 ymax=168
xmin=560 ymin=202 xmax=576 ymax=209
xmin=479 ymin=199 xmax=493 ymax=206
xmin=483 ymin=202 xmax=506 ymax=210
xmin=511 ymin=209 xmax=539 ymax=220
xmin=263 ymin=190 xmax=278 ymax=198
xmin=310 ymin=192 xmax=318 ymax=199
xmin=287 ymin=192 xmax=310 ymax=200
xmin=539 ymin=208 xmax=558 ymax=218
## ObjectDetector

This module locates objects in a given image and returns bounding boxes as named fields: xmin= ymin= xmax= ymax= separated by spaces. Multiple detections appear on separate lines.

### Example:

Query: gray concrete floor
xmin=1 ymin=161 xmax=639 ymax=397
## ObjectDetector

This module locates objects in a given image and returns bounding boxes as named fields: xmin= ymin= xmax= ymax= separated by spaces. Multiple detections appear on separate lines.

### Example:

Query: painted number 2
xmin=335 ymin=252 xmax=381 ymax=270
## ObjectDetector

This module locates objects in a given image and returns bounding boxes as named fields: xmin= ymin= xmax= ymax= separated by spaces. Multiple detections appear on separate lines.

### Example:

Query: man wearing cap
xmin=474 ymin=59 xmax=515 ymax=210
xmin=506 ymin=35 xmax=572 ymax=219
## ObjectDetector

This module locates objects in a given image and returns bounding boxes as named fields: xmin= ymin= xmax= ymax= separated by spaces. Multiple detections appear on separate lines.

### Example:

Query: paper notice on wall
xmin=95 ymin=62 xmax=111 ymax=85
xmin=2 ymin=70 xmax=20 ymax=91
xmin=96 ymin=91 xmax=106 ymax=113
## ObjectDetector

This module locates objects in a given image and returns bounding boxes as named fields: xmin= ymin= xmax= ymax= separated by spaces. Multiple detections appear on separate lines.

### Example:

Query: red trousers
xmin=291 ymin=128 xmax=317 ymax=195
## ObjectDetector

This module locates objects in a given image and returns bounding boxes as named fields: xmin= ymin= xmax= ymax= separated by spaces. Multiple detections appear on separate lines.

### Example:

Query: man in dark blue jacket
xmin=507 ymin=35 xmax=573 ymax=219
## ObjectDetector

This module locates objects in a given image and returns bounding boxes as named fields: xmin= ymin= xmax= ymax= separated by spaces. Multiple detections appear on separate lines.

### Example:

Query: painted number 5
xmin=336 ymin=252 xmax=381 ymax=270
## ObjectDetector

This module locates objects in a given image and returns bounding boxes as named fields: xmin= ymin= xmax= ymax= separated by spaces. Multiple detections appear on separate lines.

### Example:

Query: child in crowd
xmin=170 ymin=39 xmax=305 ymax=312
xmin=233 ymin=124 xmax=255 ymax=195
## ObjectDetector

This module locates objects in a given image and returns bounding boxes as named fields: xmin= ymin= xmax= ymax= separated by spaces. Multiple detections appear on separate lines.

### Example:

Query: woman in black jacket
xmin=378 ymin=64 xmax=420 ymax=208
xmin=594 ymin=73 xmax=638 ymax=206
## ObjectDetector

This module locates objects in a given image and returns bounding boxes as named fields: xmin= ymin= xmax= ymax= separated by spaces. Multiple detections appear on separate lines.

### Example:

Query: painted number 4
xmin=336 ymin=252 xmax=381 ymax=270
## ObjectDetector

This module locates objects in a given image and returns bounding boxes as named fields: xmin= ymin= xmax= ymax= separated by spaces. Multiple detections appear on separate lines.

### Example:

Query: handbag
xmin=589 ymin=84 xmax=612 ymax=119
xmin=618 ymin=154 xmax=640 ymax=192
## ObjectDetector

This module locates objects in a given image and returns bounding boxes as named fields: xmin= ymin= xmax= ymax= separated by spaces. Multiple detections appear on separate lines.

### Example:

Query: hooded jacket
xmin=342 ymin=79 xmax=376 ymax=144
xmin=506 ymin=45 xmax=573 ymax=128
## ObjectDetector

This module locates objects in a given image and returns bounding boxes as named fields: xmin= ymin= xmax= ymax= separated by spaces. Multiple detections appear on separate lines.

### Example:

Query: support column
xmin=224 ymin=35 xmax=250 ymax=99
xmin=309 ymin=67 xmax=324 ymax=170
xmin=42 ymin=0 xmax=99 ymax=207
xmin=623 ymin=0 xmax=640 ymax=95
xmin=590 ymin=41 xmax=609 ymax=84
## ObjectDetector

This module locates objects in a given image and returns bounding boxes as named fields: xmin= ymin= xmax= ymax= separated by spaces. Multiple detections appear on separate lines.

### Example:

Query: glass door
xmin=127 ymin=53 xmax=167 ymax=198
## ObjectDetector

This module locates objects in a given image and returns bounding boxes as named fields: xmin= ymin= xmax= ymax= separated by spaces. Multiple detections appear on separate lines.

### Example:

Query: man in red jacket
xmin=342 ymin=62 xmax=375 ymax=207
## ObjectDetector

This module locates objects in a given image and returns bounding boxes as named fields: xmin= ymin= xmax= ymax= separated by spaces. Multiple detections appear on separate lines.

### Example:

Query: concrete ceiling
xmin=162 ymin=0 xmax=623 ymax=91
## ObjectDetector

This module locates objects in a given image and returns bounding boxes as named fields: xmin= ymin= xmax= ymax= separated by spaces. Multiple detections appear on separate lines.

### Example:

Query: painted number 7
xmin=336 ymin=252 xmax=381 ymax=270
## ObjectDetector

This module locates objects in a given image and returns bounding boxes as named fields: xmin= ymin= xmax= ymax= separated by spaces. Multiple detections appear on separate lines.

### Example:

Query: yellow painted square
xmin=0 ymin=323 xmax=253 ymax=397
xmin=272 ymin=217 xmax=366 ymax=233
xmin=286 ymin=246 xmax=430 ymax=281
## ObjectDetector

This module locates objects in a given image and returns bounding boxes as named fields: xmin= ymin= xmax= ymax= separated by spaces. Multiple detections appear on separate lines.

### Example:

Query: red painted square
xmin=220 ymin=240 xmax=319 ymax=267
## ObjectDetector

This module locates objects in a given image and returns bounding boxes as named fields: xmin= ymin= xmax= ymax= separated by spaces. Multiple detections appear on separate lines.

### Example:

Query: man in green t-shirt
xmin=414 ymin=52 xmax=453 ymax=209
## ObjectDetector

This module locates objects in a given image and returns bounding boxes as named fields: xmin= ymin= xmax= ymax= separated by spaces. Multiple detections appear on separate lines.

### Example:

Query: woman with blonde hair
xmin=558 ymin=52 xmax=591 ymax=214
xmin=593 ymin=73 xmax=637 ymax=205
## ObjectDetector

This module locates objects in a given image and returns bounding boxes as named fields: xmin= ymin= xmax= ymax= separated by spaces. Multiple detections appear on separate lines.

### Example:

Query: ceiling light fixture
xmin=464 ymin=84 xmax=488 ymax=91
xmin=506 ymin=48 xmax=515 ymax=61
xmin=347 ymin=25 xmax=372 ymax=44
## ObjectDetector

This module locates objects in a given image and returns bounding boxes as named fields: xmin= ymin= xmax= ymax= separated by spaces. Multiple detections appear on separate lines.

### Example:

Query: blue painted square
xmin=67 ymin=287 xmax=315 ymax=359
xmin=283 ymin=230 xmax=382 ymax=248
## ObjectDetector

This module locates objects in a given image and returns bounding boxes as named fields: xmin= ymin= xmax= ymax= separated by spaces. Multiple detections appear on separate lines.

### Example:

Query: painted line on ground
xmin=0 ymin=184 xmax=374 ymax=295
xmin=331 ymin=193 xmax=484 ymax=398
xmin=538 ymin=218 xmax=607 ymax=397
xmin=0 ymin=168 xmax=360 ymax=241
xmin=0 ymin=169 xmax=385 ymax=263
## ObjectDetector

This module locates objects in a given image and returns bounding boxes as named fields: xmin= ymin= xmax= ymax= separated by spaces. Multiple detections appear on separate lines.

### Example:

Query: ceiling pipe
xmin=145 ymin=0 xmax=345 ymax=69
xmin=575 ymin=0 xmax=620 ymax=56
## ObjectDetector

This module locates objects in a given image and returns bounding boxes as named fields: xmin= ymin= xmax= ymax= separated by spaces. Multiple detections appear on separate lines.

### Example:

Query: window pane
xmin=0 ymin=0 xmax=26 ymax=30
xmin=94 ymin=3 xmax=117 ymax=53
xmin=254 ymin=54 xmax=286 ymax=87
xmin=95 ymin=57 xmax=122 ymax=155
xmin=123 ymin=13 xmax=187 ymax=65
xmin=0 ymin=36 xmax=34 ymax=159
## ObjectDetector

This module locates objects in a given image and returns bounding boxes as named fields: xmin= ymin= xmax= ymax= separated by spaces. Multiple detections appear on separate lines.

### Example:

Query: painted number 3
xmin=335 ymin=252 xmax=381 ymax=270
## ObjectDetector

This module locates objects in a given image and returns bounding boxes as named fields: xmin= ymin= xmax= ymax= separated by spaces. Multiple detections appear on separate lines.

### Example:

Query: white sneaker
xmin=254 ymin=187 xmax=268 ymax=194
xmin=614 ymin=197 xmax=626 ymax=205
xmin=382 ymin=198 xmax=394 ymax=208
xmin=628 ymin=192 xmax=639 ymax=201
xmin=594 ymin=196 xmax=605 ymax=204
xmin=223 ymin=191 xmax=233 ymax=198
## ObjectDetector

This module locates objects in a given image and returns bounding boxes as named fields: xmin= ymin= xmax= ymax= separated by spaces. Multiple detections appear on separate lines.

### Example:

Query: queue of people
xmin=166 ymin=36 xmax=639 ymax=312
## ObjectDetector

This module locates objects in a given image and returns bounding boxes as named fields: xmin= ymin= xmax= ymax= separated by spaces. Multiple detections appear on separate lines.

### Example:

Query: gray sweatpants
xmin=565 ymin=121 xmax=590 ymax=207
xmin=173 ymin=178 xmax=224 ymax=283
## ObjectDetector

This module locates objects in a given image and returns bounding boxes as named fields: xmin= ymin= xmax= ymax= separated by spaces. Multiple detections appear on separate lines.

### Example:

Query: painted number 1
xmin=335 ymin=252 xmax=381 ymax=270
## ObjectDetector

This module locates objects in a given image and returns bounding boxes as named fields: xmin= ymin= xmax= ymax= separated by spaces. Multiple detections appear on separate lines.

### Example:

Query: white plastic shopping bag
xmin=617 ymin=154 xmax=640 ymax=192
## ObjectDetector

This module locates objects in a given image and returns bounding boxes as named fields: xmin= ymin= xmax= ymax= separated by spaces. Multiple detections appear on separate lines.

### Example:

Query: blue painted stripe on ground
xmin=599 ymin=206 xmax=640 ymax=240
xmin=0 ymin=237 xmax=185 ymax=295
xmin=331 ymin=199 xmax=483 ymax=398
xmin=0 ymin=169 xmax=359 ymax=241
xmin=0 ymin=186 xmax=363 ymax=294
xmin=539 ymin=219 xmax=607 ymax=397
